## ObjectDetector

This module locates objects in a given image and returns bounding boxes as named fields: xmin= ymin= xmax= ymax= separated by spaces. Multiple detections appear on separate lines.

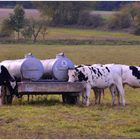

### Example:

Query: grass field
xmin=0 ymin=44 xmax=140 ymax=138
xmin=47 ymin=27 xmax=140 ymax=41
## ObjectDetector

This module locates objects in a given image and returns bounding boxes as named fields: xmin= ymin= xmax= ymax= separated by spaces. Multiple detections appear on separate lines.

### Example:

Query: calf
xmin=121 ymin=65 xmax=140 ymax=87
xmin=68 ymin=64 xmax=125 ymax=106
xmin=115 ymin=64 xmax=140 ymax=103
xmin=0 ymin=65 xmax=16 ymax=97
xmin=96 ymin=64 xmax=140 ymax=104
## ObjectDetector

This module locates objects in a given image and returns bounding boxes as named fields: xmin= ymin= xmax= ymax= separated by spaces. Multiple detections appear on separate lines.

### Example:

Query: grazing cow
xmin=68 ymin=64 xmax=125 ymax=106
xmin=0 ymin=65 xmax=16 ymax=97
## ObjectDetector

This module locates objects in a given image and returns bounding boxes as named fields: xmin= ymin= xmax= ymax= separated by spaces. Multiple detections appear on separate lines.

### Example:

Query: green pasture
xmin=47 ymin=27 xmax=140 ymax=41
xmin=0 ymin=44 xmax=140 ymax=138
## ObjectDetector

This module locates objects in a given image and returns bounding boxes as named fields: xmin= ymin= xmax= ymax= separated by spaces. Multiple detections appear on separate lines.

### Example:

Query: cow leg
xmin=85 ymin=85 xmax=91 ymax=106
xmin=93 ymin=88 xmax=98 ymax=104
xmin=115 ymin=86 xmax=121 ymax=105
xmin=117 ymin=93 xmax=121 ymax=105
xmin=82 ymin=90 xmax=86 ymax=105
xmin=109 ymin=85 xmax=117 ymax=106
xmin=116 ymin=80 xmax=125 ymax=106
xmin=98 ymin=90 xmax=102 ymax=104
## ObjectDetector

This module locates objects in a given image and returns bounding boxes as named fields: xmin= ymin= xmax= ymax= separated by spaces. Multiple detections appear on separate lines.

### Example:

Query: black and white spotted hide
xmin=121 ymin=65 xmax=140 ymax=88
xmin=0 ymin=65 xmax=17 ymax=97
xmin=68 ymin=64 xmax=125 ymax=106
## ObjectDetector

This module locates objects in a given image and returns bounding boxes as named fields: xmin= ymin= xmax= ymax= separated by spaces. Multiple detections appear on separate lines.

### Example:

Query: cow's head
xmin=0 ymin=65 xmax=16 ymax=93
xmin=68 ymin=67 xmax=88 ymax=82
xmin=68 ymin=68 xmax=79 ymax=82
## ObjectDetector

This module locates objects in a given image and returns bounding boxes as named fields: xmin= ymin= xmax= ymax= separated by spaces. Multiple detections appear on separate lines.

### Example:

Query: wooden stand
xmin=0 ymin=81 xmax=85 ymax=105
xmin=18 ymin=81 xmax=85 ymax=105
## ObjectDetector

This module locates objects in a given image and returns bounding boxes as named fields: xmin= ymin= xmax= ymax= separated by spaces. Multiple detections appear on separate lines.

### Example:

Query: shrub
xmin=77 ymin=11 xmax=104 ymax=28
xmin=0 ymin=18 xmax=13 ymax=38
xmin=133 ymin=26 xmax=140 ymax=35
xmin=107 ymin=13 xmax=131 ymax=29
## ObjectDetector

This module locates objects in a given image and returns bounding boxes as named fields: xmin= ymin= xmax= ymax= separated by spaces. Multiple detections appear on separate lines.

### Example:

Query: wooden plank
xmin=17 ymin=81 xmax=85 ymax=95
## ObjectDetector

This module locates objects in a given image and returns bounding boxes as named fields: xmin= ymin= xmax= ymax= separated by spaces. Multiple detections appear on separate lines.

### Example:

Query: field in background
xmin=0 ymin=8 xmax=40 ymax=22
xmin=0 ymin=8 xmax=140 ymax=44
xmin=0 ymin=44 xmax=140 ymax=138
xmin=47 ymin=27 xmax=140 ymax=41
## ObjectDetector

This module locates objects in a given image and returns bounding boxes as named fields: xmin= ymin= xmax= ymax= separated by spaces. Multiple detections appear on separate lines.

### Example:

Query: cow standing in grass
xmin=115 ymin=65 xmax=140 ymax=103
xmin=68 ymin=64 xmax=125 ymax=106
xmin=0 ymin=65 xmax=16 ymax=97
xmin=95 ymin=64 xmax=140 ymax=105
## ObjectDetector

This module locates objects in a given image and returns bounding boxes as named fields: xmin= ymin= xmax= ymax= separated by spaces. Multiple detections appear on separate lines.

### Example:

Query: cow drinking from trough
xmin=68 ymin=64 xmax=125 ymax=106
xmin=0 ymin=65 xmax=17 ymax=98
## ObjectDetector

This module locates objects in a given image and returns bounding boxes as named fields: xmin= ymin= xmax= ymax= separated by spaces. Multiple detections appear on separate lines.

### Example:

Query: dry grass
xmin=0 ymin=44 xmax=140 ymax=138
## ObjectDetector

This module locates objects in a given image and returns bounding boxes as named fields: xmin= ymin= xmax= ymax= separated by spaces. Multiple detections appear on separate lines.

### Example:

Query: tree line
xmin=0 ymin=2 xmax=140 ymax=43
xmin=0 ymin=1 xmax=129 ymax=10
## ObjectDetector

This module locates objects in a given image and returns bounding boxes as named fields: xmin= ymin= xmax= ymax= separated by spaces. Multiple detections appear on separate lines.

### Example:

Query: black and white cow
xmin=95 ymin=64 xmax=140 ymax=104
xmin=121 ymin=65 xmax=140 ymax=87
xmin=0 ymin=65 xmax=16 ymax=97
xmin=114 ymin=64 xmax=140 ymax=103
xmin=68 ymin=64 xmax=125 ymax=106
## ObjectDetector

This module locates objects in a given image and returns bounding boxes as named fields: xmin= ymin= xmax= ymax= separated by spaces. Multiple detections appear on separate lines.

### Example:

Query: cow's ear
xmin=75 ymin=68 xmax=79 ymax=72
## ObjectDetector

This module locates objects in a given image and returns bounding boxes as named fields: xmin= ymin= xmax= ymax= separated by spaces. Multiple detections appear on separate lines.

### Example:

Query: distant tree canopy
xmin=33 ymin=1 xmax=95 ymax=25
xmin=0 ymin=1 xmax=34 ymax=9
xmin=0 ymin=1 xmax=132 ymax=11
xmin=94 ymin=1 xmax=130 ymax=11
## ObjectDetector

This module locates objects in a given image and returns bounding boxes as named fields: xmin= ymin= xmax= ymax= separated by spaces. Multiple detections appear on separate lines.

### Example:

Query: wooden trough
xmin=0 ymin=81 xmax=86 ymax=105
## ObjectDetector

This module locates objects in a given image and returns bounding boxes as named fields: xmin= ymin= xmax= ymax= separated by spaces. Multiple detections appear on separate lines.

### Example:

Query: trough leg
xmin=0 ymin=85 xmax=13 ymax=105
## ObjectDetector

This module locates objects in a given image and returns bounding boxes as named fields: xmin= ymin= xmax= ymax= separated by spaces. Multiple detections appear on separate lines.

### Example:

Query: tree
xmin=120 ymin=2 xmax=140 ymax=25
xmin=9 ymin=4 xmax=25 ymax=40
xmin=25 ymin=18 xmax=48 ymax=42
xmin=21 ymin=19 xmax=33 ymax=40
xmin=40 ymin=20 xmax=48 ymax=40
xmin=33 ymin=1 xmax=94 ymax=25
xmin=94 ymin=1 xmax=130 ymax=11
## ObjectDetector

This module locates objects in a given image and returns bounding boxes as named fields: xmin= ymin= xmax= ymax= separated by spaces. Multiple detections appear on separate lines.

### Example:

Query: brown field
xmin=0 ymin=8 xmax=40 ymax=21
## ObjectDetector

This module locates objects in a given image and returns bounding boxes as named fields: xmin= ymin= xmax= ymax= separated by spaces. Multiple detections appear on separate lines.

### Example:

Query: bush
xmin=133 ymin=26 xmax=140 ymax=35
xmin=0 ymin=18 xmax=13 ymax=38
xmin=77 ymin=11 xmax=104 ymax=28
xmin=107 ymin=13 xmax=132 ymax=29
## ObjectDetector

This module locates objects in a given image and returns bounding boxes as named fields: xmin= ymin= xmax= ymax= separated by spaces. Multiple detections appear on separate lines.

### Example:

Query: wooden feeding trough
xmin=0 ymin=81 xmax=86 ymax=105
xmin=0 ymin=52 xmax=85 ymax=105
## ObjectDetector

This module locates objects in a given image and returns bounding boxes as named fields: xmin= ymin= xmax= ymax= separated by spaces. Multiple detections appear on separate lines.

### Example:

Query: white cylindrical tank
xmin=1 ymin=53 xmax=44 ymax=81
xmin=41 ymin=52 xmax=74 ymax=81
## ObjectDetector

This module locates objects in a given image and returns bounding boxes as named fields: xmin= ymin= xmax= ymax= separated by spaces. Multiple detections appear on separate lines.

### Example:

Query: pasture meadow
xmin=0 ymin=44 xmax=140 ymax=138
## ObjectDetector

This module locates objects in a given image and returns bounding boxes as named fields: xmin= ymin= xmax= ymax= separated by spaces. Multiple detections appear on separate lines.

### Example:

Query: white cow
xmin=95 ymin=64 xmax=140 ymax=104
xmin=68 ymin=64 xmax=125 ymax=106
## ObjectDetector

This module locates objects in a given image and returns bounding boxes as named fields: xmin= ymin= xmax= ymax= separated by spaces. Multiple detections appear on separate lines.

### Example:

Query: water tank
xmin=1 ymin=53 xmax=44 ymax=81
xmin=41 ymin=52 xmax=74 ymax=81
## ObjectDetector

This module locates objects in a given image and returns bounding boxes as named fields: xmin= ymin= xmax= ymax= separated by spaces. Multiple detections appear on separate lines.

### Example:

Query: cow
xmin=0 ymin=65 xmax=17 ymax=97
xmin=115 ymin=64 xmax=140 ymax=103
xmin=95 ymin=64 xmax=140 ymax=105
xmin=93 ymin=64 xmax=119 ymax=105
xmin=68 ymin=64 xmax=125 ymax=106
xmin=75 ymin=64 xmax=105 ymax=105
